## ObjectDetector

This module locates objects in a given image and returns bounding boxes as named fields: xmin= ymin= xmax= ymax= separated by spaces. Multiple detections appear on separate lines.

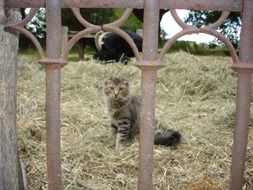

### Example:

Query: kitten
xmin=103 ymin=76 xmax=181 ymax=149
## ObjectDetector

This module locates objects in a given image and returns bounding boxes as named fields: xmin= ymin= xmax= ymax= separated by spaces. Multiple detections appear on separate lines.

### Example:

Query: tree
xmin=0 ymin=6 xmax=24 ymax=190
xmin=19 ymin=8 xmax=46 ymax=48
xmin=62 ymin=8 xmax=119 ymax=30
xmin=185 ymin=11 xmax=241 ymax=48
xmin=20 ymin=8 xmax=142 ymax=49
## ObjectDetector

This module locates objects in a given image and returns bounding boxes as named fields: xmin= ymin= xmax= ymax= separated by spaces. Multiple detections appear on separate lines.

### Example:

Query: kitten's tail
xmin=154 ymin=129 xmax=181 ymax=147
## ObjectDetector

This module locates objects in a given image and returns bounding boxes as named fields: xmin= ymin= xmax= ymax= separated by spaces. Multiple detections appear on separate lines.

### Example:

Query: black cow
xmin=93 ymin=31 xmax=143 ymax=64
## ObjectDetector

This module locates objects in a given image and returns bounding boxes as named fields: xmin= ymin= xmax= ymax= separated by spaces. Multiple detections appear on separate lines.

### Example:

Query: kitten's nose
xmin=114 ymin=89 xmax=119 ymax=97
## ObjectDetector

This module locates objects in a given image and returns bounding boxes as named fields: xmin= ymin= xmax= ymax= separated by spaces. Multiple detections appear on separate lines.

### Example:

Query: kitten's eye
xmin=119 ymin=87 xmax=124 ymax=91
xmin=104 ymin=79 xmax=112 ymax=85
xmin=104 ymin=87 xmax=113 ymax=94
xmin=122 ymin=82 xmax=128 ymax=86
xmin=120 ymin=88 xmax=129 ymax=96
xmin=121 ymin=79 xmax=129 ymax=86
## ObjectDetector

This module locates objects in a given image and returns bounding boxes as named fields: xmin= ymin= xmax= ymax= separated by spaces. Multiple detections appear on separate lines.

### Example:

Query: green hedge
xmin=165 ymin=40 xmax=233 ymax=56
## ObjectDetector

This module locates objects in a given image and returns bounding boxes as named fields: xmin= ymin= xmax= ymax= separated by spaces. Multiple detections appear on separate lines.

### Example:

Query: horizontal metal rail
xmin=6 ymin=0 xmax=242 ymax=11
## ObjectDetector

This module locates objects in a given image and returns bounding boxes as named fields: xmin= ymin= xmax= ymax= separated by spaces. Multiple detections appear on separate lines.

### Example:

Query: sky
xmin=160 ymin=10 xmax=216 ymax=44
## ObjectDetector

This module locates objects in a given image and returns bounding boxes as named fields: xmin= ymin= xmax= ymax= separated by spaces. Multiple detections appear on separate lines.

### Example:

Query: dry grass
xmin=17 ymin=52 xmax=253 ymax=190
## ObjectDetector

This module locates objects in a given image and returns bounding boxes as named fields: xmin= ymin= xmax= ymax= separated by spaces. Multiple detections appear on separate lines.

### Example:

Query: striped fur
xmin=104 ymin=76 xmax=181 ymax=149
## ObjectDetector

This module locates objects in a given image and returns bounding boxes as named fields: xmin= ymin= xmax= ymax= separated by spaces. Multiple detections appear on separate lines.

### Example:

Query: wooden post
xmin=0 ymin=6 xmax=24 ymax=190
xmin=78 ymin=40 xmax=85 ymax=60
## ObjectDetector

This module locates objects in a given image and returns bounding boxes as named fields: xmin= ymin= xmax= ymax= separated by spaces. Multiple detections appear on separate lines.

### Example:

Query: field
xmin=17 ymin=52 xmax=253 ymax=190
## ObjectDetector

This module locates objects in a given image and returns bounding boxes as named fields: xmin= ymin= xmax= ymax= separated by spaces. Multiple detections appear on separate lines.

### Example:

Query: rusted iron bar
xmin=230 ymin=1 xmax=253 ymax=190
xmin=138 ymin=71 xmax=156 ymax=190
xmin=5 ymin=0 xmax=242 ymax=11
xmin=137 ymin=0 xmax=160 ymax=189
xmin=230 ymin=73 xmax=252 ymax=190
xmin=44 ymin=0 xmax=62 ymax=189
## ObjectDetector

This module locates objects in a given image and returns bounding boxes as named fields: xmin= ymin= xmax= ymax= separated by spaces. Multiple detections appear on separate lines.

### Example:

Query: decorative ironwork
xmin=62 ymin=8 xmax=142 ymax=60
xmin=5 ymin=0 xmax=243 ymax=11
xmin=159 ymin=10 xmax=239 ymax=63
xmin=6 ymin=8 xmax=45 ymax=58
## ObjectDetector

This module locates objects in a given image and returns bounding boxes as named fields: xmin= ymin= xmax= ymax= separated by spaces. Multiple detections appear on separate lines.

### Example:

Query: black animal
xmin=94 ymin=31 xmax=143 ymax=64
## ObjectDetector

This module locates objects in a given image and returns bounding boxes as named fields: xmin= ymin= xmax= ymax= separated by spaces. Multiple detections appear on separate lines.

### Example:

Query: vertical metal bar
xmin=138 ymin=69 xmax=158 ymax=190
xmin=230 ymin=72 xmax=252 ymax=190
xmin=138 ymin=0 xmax=160 ymax=189
xmin=45 ymin=0 xmax=62 ymax=190
xmin=61 ymin=26 xmax=68 ymax=53
xmin=230 ymin=1 xmax=253 ymax=189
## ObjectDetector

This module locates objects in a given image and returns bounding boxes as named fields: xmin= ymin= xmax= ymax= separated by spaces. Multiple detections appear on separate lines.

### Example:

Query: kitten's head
xmin=103 ymin=76 xmax=129 ymax=100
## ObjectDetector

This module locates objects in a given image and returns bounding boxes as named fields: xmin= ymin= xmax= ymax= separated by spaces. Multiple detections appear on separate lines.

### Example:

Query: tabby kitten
xmin=103 ymin=76 xmax=181 ymax=149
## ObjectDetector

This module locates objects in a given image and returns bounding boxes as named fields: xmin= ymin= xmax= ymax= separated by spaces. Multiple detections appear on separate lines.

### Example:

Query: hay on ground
xmin=17 ymin=52 xmax=253 ymax=190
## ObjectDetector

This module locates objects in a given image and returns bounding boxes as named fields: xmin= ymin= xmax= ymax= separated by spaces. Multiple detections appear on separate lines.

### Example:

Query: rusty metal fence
xmin=4 ymin=0 xmax=253 ymax=190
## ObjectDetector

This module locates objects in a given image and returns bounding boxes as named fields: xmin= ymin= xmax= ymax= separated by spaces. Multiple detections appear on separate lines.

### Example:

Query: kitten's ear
xmin=122 ymin=70 xmax=136 ymax=79
xmin=102 ymin=70 xmax=112 ymax=81
xmin=121 ymin=77 xmax=129 ymax=86
xmin=121 ymin=73 xmax=130 ymax=80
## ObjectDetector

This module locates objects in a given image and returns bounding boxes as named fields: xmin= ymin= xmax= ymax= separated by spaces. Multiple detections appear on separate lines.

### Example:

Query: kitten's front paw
xmin=115 ymin=142 xmax=125 ymax=150
xmin=109 ymin=124 xmax=117 ymax=137
xmin=108 ymin=130 xmax=116 ymax=137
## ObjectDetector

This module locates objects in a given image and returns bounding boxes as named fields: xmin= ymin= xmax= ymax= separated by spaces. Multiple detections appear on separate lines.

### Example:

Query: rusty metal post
xmin=61 ymin=26 xmax=68 ymax=53
xmin=137 ymin=0 xmax=160 ymax=189
xmin=45 ymin=0 xmax=62 ymax=189
xmin=230 ymin=1 xmax=253 ymax=190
